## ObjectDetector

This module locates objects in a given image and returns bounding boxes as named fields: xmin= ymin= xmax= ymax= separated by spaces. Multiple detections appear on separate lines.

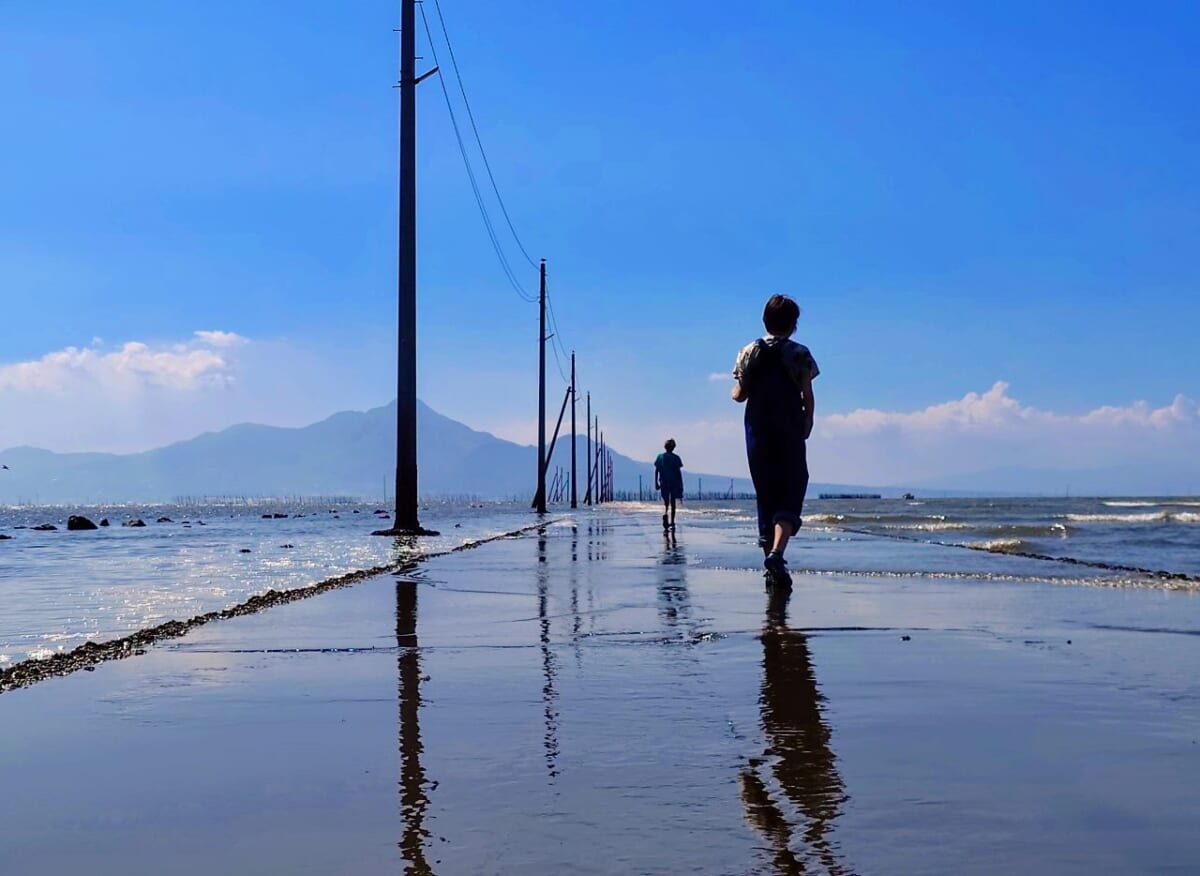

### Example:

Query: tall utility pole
xmin=585 ymin=393 xmax=592 ymax=505
xmin=570 ymin=352 xmax=577 ymax=509
xmin=378 ymin=0 xmax=438 ymax=537
xmin=599 ymin=430 xmax=605 ymax=504
xmin=535 ymin=260 xmax=548 ymax=514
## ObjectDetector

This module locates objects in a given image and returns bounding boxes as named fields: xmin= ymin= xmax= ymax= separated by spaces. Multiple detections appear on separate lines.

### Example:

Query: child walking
xmin=654 ymin=439 xmax=684 ymax=531
xmin=731 ymin=295 xmax=819 ymax=588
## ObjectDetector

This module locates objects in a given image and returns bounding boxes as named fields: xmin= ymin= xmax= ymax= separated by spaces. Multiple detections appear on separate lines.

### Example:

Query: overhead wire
xmin=430 ymin=0 xmax=539 ymax=270
xmin=417 ymin=3 xmax=536 ymax=303
xmin=419 ymin=0 xmax=573 ymax=389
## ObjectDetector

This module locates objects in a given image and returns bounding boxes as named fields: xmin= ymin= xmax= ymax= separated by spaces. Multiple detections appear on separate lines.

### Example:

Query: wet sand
xmin=2 ymin=508 xmax=1198 ymax=874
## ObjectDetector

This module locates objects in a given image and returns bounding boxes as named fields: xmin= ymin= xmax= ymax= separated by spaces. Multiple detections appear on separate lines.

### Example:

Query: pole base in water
xmin=371 ymin=525 xmax=441 ymax=537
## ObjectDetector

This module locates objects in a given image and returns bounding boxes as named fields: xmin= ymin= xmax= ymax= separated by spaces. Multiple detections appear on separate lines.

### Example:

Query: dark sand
xmin=2 ymin=508 xmax=1198 ymax=874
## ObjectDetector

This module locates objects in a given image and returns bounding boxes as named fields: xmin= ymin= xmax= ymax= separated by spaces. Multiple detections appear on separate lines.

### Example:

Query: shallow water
xmin=0 ymin=500 xmax=535 ymax=663
xmin=2 ymin=496 xmax=1198 ymax=666
xmin=3 ymin=510 xmax=1198 ymax=874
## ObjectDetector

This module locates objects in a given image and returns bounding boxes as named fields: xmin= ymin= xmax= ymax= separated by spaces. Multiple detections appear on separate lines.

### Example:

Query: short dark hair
xmin=762 ymin=295 xmax=800 ymax=336
xmin=664 ymin=438 xmax=676 ymax=451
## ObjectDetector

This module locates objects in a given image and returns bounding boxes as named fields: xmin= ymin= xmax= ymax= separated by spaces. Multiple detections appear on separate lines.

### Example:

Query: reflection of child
xmin=731 ymin=295 xmax=819 ymax=587
xmin=654 ymin=439 xmax=684 ymax=531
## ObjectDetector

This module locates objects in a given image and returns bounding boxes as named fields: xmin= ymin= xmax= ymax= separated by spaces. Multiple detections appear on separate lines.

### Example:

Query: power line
xmin=419 ymin=2 xmax=575 ymax=391
xmin=545 ymin=292 xmax=571 ymax=384
xmin=417 ymin=4 xmax=536 ymax=303
xmin=430 ymin=0 xmax=538 ymax=270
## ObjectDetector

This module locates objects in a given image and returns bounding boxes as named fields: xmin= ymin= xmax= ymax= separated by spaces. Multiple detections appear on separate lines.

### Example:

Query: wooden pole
xmin=535 ymin=259 xmax=547 ymax=514
xmin=570 ymin=353 xmax=577 ymax=509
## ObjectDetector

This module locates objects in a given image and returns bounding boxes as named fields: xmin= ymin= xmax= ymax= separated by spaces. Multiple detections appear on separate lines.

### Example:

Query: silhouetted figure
xmin=654 ymin=438 xmax=684 ymax=531
xmin=731 ymin=295 xmax=819 ymax=589
xmin=740 ymin=589 xmax=849 ymax=874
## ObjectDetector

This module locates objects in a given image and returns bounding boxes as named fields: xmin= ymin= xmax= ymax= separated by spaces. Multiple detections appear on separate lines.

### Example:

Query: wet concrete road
xmin=2 ymin=508 xmax=1199 ymax=874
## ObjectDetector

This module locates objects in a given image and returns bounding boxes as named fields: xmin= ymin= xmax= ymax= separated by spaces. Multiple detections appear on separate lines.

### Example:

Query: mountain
xmin=0 ymin=401 xmax=761 ymax=504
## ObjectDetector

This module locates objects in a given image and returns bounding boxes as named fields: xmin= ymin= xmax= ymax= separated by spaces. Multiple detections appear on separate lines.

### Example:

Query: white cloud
xmin=707 ymin=372 xmax=731 ymax=383
xmin=822 ymin=381 xmax=1197 ymax=438
xmin=594 ymin=382 xmax=1200 ymax=490
xmin=0 ymin=332 xmax=393 ymax=453
xmin=0 ymin=336 xmax=236 ymax=395
xmin=193 ymin=330 xmax=247 ymax=348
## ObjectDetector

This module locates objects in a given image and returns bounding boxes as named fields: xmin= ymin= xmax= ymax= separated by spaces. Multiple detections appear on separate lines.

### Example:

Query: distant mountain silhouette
xmin=0 ymin=401 xmax=768 ymax=504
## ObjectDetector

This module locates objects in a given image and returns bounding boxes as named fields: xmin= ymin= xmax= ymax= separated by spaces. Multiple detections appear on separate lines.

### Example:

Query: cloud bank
xmin=0 ymin=332 xmax=244 ymax=395
xmin=0 ymin=332 xmax=389 ymax=454
xmin=602 ymin=381 xmax=1200 ymax=491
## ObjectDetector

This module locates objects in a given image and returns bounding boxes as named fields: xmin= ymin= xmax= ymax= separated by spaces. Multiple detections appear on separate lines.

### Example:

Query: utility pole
xmin=378 ymin=0 xmax=439 ymax=537
xmin=585 ymin=393 xmax=592 ymax=505
xmin=570 ymin=352 xmax=577 ymax=509
xmin=535 ymin=259 xmax=547 ymax=514
xmin=599 ymin=430 xmax=605 ymax=505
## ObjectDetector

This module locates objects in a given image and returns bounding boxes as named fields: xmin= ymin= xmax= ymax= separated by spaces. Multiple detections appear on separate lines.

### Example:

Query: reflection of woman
xmin=656 ymin=536 xmax=689 ymax=632
xmin=741 ymin=590 xmax=849 ymax=875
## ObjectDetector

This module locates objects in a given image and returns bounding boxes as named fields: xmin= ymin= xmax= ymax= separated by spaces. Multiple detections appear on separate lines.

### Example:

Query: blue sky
xmin=2 ymin=1 xmax=1198 ymax=485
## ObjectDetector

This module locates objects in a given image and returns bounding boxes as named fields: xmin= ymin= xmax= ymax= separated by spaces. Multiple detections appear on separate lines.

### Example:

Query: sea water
xmin=0 ymin=500 xmax=535 ymax=664
xmin=2 ymin=496 xmax=1198 ymax=664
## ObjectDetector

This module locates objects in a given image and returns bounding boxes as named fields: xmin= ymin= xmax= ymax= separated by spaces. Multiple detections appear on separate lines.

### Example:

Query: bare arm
xmin=731 ymin=380 xmax=747 ymax=403
xmin=800 ymin=371 xmax=815 ymax=440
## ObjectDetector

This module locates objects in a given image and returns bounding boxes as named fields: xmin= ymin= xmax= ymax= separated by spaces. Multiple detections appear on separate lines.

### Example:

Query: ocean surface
xmin=1 ymin=495 xmax=1198 ymax=666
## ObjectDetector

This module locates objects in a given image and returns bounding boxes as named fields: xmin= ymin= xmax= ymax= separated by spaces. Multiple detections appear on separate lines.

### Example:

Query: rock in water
xmin=99 ymin=518 xmax=110 ymax=527
xmin=124 ymin=519 xmax=146 ymax=528
xmin=0 ymin=534 xmax=12 ymax=540
xmin=32 ymin=523 xmax=57 ymax=531
xmin=67 ymin=515 xmax=99 ymax=531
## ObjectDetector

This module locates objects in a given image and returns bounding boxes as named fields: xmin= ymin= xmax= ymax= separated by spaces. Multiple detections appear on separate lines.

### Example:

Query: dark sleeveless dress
xmin=741 ymin=340 xmax=811 ymax=541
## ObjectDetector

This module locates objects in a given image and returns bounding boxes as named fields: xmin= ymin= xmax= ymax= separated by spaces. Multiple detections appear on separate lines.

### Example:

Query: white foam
xmin=967 ymin=538 xmax=1025 ymax=552
xmin=1102 ymin=501 xmax=1159 ymax=508
xmin=1066 ymin=511 xmax=1170 ymax=523
xmin=884 ymin=521 xmax=972 ymax=532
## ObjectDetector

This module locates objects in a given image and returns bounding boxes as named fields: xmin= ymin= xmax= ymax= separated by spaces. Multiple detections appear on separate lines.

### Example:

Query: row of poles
xmin=532 ymin=260 xmax=614 ymax=513
xmin=384 ymin=0 xmax=613 ymax=533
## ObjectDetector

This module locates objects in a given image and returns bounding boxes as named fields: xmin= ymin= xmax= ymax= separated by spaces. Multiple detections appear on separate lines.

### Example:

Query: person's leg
xmin=662 ymin=493 xmax=670 ymax=530
xmin=766 ymin=438 xmax=809 ymax=573
xmin=770 ymin=520 xmax=795 ymax=555
xmin=775 ymin=438 xmax=809 ymax=558
xmin=746 ymin=426 xmax=774 ymax=554
xmin=669 ymin=494 xmax=677 ymax=527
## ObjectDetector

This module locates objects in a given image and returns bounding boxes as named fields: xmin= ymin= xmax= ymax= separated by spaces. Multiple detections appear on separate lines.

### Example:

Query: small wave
xmin=883 ymin=521 xmax=972 ymax=532
xmin=1102 ymin=501 xmax=1159 ymax=508
xmin=0 ymin=655 xmax=9 ymax=664
xmin=26 ymin=646 xmax=61 ymax=661
xmin=966 ymin=538 xmax=1032 ymax=554
xmin=807 ymin=514 xmax=847 ymax=524
xmin=1066 ymin=511 xmax=1199 ymax=524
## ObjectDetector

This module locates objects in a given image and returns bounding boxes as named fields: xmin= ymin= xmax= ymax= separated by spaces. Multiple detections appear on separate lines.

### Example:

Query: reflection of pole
xmin=396 ymin=578 xmax=432 ymax=874
xmin=537 ymin=528 xmax=560 ymax=778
